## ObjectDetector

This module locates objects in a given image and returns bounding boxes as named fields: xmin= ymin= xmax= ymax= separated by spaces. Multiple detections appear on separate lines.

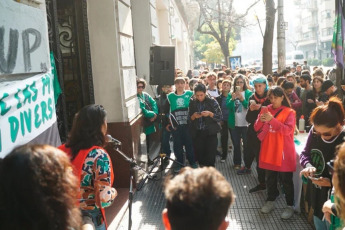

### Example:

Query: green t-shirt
xmin=167 ymin=90 xmax=193 ymax=126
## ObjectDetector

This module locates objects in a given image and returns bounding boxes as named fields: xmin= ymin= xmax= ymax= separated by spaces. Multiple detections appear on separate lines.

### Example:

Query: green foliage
xmin=307 ymin=58 xmax=322 ymax=66
xmin=204 ymin=40 xmax=223 ymax=63
xmin=194 ymin=26 xmax=236 ymax=63
xmin=322 ymin=58 xmax=335 ymax=67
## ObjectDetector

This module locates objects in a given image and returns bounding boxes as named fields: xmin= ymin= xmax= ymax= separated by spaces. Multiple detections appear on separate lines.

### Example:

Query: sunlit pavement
xmin=110 ymin=150 xmax=313 ymax=230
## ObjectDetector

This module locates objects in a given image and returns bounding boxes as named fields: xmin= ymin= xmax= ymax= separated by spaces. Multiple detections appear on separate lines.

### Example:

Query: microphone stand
xmin=109 ymin=143 xmax=151 ymax=230
xmin=137 ymin=112 xmax=183 ymax=191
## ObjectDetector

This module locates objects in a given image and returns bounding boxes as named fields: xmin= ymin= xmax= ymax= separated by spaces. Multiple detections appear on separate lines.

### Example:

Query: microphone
xmin=106 ymin=134 xmax=122 ymax=146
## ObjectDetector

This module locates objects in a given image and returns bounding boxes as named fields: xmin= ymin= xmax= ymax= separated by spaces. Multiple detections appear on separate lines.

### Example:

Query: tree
xmin=262 ymin=0 xmax=276 ymax=75
xmin=204 ymin=40 xmax=223 ymax=63
xmin=196 ymin=0 xmax=260 ymax=62
xmin=194 ymin=31 xmax=214 ymax=61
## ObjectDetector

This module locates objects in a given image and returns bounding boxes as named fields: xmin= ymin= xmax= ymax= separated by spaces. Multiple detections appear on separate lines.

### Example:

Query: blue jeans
xmin=81 ymin=209 xmax=105 ymax=230
xmin=229 ymin=126 xmax=248 ymax=165
xmin=313 ymin=216 xmax=330 ymax=230
xmin=171 ymin=125 xmax=195 ymax=165
xmin=161 ymin=129 xmax=172 ymax=157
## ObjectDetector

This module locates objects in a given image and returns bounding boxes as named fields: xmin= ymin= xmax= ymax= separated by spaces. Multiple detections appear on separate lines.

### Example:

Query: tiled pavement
xmin=113 ymin=150 xmax=313 ymax=230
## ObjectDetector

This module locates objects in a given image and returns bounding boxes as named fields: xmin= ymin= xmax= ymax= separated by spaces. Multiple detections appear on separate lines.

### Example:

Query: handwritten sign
xmin=0 ymin=72 xmax=56 ymax=157
xmin=0 ymin=0 xmax=50 ymax=75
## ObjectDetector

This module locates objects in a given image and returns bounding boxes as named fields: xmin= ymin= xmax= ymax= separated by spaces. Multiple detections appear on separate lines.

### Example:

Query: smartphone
xmin=250 ymin=100 xmax=256 ymax=105
xmin=308 ymin=176 xmax=320 ymax=181
xmin=235 ymin=86 xmax=240 ymax=92
xmin=261 ymin=106 xmax=268 ymax=113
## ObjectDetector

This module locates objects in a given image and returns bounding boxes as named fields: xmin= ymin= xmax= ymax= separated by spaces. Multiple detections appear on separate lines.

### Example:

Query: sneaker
xmin=190 ymin=162 xmax=198 ymax=169
xmin=216 ymin=150 xmax=222 ymax=157
xmin=163 ymin=157 xmax=169 ymax=165
xmin=220 ymin=157 xmax=226 ymax=163
xmin=249 ymin=184 xmax=266 ymax=193
xmin=237 ymin=167 xmax=251 ymax=175
xmin=261 ymin=201 xmax=275 ymax=214
xmin=281 ymin=206 xmax=294 ymax=219
xmin=234 ymin=164 xmax=241 ymax=170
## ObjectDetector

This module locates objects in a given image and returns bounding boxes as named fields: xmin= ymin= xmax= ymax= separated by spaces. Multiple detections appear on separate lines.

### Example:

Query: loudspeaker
xmin=149 ymin=46 xmax=175 ymax=85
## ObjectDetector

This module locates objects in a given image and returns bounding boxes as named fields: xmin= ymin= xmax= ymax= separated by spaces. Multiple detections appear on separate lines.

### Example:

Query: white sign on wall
xmin=0 ymin=0 xmax=50 ymax=75
xmin=0 ymin=72 xmax=56 ymax=157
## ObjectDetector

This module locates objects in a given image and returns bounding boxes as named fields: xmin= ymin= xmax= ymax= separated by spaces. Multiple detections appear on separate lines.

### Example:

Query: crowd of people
xmin=137 ymin=63 xmax=345 ymax=228
xmin=1 ymin=63 xmax=345 ymax=229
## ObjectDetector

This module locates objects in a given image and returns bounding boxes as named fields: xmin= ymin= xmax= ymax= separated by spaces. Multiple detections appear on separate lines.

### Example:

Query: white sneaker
xmin=281 ymin=206 xmax=294 ymax=219
xmin=261 ymin=201 xmax=275 ymax=214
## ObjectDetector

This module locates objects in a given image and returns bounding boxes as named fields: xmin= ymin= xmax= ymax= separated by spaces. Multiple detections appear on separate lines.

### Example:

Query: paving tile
xmin=115 ymin=149 xmax=313 ymax=230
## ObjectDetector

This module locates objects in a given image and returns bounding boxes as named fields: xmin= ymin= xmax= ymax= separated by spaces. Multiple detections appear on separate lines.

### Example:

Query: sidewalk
xmin=110 ymin=150 xmax=313 ymax=230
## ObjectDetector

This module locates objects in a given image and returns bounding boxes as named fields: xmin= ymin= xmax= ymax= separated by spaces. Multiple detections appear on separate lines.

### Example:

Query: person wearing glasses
xmin=137 ymin=78 xmax=158 ymax=165
xmin=300 ymin=97 xmax=345 ymax=230
xmin=226 ymin=74 xmax=253 ymax=170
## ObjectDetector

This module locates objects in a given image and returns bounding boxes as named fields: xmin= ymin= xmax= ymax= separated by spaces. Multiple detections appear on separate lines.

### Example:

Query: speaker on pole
xmin=149 ymin=46 xmax=175 ymax=85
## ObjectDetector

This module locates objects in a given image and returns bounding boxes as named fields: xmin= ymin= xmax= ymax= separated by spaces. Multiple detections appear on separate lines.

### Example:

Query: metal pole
xmin=277 ymin=0 xmax=286 ymax=72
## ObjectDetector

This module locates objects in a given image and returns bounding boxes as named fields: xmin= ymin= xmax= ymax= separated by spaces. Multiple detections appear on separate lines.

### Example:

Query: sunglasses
xmin=137 ymin=86 xmax=145 ymax=89
xmin=327 ymin=160 xmax=334 ymax=175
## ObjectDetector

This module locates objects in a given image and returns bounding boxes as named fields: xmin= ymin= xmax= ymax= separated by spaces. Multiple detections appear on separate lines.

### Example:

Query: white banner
xmin=0 ymin=72 xmax=56 ymax=157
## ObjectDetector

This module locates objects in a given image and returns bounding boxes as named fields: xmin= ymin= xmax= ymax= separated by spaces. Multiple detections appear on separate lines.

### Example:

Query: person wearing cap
xmin=237 ymin=75 xmax=270 ymax=194
xmin=319 ymin=80 xmax=338 ymax=104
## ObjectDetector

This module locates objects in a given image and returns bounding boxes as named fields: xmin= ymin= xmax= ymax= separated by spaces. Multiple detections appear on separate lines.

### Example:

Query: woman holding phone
xmin=300 ymin=97 xmax=345 ymax=230
xmin=189 ymin=83 xmax=223 ymax=167
xmin=227 ymin=74 xmax=253 ymax=169
xmin=254 ymin=87 xmax=296 ymax=219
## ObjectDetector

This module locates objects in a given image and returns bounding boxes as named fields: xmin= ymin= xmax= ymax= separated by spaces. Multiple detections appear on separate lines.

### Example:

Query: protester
xmin=0 ymin=145 xmax=81 ymax=230
xmin=189 ymin=83 xmax=222 ymax=167
xmin=303 ymin=60 xmax=311 ymax=71
xmin=300 ymin=97 xmax=345 ymax=230
xmin=238 ymin=76 xmax=270 ymax=195
xmin=254 ymin=87 xmax=296 ymax=219
xmin=287 ymin=73 xmax=302 ymax=98
xmin=322 ymin=143 xmax=345 ymax=230
xmin=281 ymin=80 xmax=302 ymax=115
xmin=136 ymin=78 xmax=158 ymax=164
xmin=206 ymin=72 xmax=219 ymax=98
xmin=319 ymin=80 xmax=338 ymax=104
xmin=332 ymin=143 xmax=345 ymax=226
xmin=166 ymin=77 xmax=198 ymax=172
xmin=313 ymin=68 xmax=325 ymax=79
xmin=157 ymin=85 xmax=173 ymax=164
xmin=59 ymin=104 xmax=117 ymax=229
xmin=306 ymin=76 xmax=324 ymax=114
xmin=216 ymin=79 xmax=232 ymax=162
xmin=227 ymin=74 xmax=253 ymax=169
xmin=162 ymin=167 xmax=235 ymax=230
xmin=300 ymin=74 xmax=313 ymax=127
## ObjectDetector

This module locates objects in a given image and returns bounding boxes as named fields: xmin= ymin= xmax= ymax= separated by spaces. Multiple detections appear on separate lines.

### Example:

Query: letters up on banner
xmin=0 ymin=72 xmax=57 ymax=157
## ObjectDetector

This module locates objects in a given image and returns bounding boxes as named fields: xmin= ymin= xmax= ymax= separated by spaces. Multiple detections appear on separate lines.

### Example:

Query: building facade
xmin=294 ymin=0 xmax=335 ymax=60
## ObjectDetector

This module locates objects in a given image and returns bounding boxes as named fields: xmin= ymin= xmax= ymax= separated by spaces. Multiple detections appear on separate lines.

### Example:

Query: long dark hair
xmin=66 ymin=104 xmax=107 ymax=158
xmin=267 ymin=86 xmax=291 ymax=108
xmin=232 ymin=74 xmax=248 ymax=92
xmin=0 ymin=145 xmax=81 ymax=230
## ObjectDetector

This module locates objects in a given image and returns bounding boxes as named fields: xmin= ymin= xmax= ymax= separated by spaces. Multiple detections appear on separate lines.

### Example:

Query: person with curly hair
xmin=0 ymin=145 xmax=81 ymax=230
xmin=59 ymin=104 xmax=117 ymax=230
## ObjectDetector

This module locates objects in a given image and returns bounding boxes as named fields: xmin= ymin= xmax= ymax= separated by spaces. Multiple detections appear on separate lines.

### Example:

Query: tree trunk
xmin=262 ymin=0 xmax=276 ymax=75
xmin=220 ymin=42 xmax=230 ymax=67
